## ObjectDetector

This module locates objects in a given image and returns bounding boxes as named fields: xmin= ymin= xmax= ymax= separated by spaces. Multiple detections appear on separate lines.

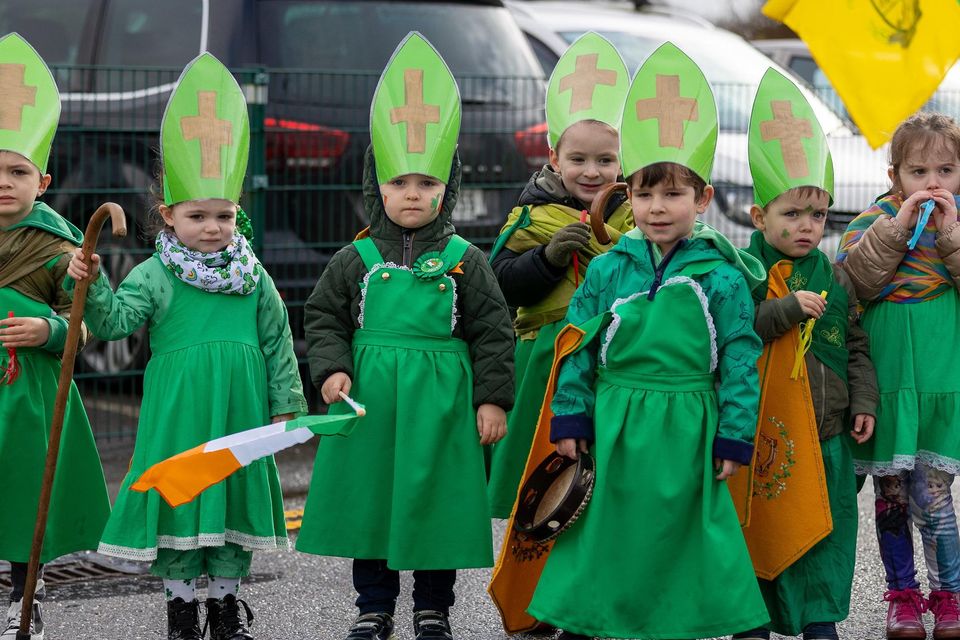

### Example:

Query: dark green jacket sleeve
xmin=456 ymin=244 xmax=515 ymax=411
xmin=701 ymin=264 xmax=762 ymax=465
xmin=838 ymin=267 xmax=879 ymax=418
xmin=304 ymin=246 xmax=361 ymax=393
xmin=753 ymin=292 xmax=806 ymax=344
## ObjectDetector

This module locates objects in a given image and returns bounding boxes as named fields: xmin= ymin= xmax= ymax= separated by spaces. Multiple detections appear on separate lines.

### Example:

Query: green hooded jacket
xmin=550 ymin=222 xmax=765 ymax=462
xmin=303 ymin=146 xmax=515 ymax=410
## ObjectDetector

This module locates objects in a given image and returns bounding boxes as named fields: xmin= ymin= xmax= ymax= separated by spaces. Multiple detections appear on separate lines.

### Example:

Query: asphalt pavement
xmin=28 ymin=441 xmax=951 ymax=639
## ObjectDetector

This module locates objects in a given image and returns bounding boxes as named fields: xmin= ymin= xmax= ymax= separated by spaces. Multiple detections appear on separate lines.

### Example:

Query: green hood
xmin=621 ymin=221 xmax=765 ymax=291
xmin=361 ymin=144 xmax=461 ymax=243
xmin=3 ymin=201 xmax=83 ymax=244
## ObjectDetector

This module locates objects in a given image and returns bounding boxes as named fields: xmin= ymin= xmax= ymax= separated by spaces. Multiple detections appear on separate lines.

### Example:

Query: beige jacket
xmin=842 ymin=214 xmax=960 ymax=301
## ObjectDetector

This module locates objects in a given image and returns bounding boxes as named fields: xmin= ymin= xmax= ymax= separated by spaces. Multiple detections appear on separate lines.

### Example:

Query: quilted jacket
xmin=303 ymin=146 xmax=515 ymax=410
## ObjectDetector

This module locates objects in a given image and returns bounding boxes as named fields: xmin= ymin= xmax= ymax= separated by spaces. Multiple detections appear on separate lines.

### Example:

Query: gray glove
xmin=544 ymin=222 xmax=591 ymax=267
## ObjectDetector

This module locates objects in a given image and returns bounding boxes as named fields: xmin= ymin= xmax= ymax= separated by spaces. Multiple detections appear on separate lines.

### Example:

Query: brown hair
xmin=626 ymin=162 xmax=707 ymax=199
xmin=889 ymin=112 xmax=960 ymax=190
xmin=763 ymin=186 xmax=830 ymax=212
xmin=554 ymin=119 xmax=618 ymax=153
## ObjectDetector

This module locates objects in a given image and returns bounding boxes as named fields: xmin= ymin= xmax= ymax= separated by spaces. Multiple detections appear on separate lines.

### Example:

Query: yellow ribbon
xmin=791 ymin=290 xmax=828 ymax=380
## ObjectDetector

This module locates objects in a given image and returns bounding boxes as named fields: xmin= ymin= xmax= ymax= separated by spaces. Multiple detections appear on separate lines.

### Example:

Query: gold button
xmin=438 ymin=283 xmax=447 ymax=292
xmin=381 ymin=272 xmax=390 ymax=280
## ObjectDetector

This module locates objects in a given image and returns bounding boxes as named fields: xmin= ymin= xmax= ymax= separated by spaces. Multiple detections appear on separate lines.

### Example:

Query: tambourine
xmin=513 ymin=451 xmax=596 ymax=542
xmin=589 ymin=182 xmax=629 ymax=245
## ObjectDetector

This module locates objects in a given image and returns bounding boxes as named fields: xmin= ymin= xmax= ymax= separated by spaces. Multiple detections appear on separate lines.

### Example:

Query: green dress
xmin=527 ymin=227 xmax=769 ymax=638
xmin=78 ymin=256 xmax=306 ymax=561
xmin=297 ymin=236 xmax=493 ymax=570
xmin=0 ymin=285 xmax=110 ymax=563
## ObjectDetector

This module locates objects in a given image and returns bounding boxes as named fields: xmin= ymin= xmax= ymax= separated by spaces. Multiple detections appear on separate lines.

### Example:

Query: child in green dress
xmin=0 ymin=32 xmax=110 ymax=640
xmin=526 ymin=43 xmax=769 ymax=640
xmin=66 ymin=53 xmax=306 ymax=640
xmin=298 ymin=33 xmax=514 ymax=640
xmin=486 ymin=31 xmax=634 ymax=520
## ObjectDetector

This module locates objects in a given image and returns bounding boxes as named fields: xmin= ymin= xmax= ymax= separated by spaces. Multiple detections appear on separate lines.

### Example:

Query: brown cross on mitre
xmin=390 ymin=68 xmax=440 ymax=154
xmin=0 ymin=64 xmax=38 ymax=131
xmin=180 ymin=91 xmax=233 ymax=179
xmin=634 ymin=75 xmax=698 ymax=149
xmin=558 ymin=53 xmax=618 ymax=114
xmin=760 ymin=100 xmax=813 ymax=179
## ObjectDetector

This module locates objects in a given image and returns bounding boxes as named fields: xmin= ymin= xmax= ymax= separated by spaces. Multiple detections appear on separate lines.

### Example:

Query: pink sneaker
xmin=929 ymin=591 xmax=960 ymax=640
xmin=884 ymin=589 xmax=928 ymax=639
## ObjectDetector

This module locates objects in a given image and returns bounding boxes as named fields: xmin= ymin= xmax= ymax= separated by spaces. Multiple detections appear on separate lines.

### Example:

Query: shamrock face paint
xmin=380 ymin=172 xmax=446 ymax=229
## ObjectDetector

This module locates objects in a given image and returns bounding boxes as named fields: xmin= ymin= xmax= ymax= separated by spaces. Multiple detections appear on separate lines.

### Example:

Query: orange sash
xmin=727 ymin=260 xmax=833 ymax=580
xmin=487 ymin=321 xmax=594 ymax=634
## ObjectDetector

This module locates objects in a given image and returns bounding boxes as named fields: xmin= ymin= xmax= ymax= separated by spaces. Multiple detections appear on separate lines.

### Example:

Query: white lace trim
xmin=853 ymin=451 xmax=960 ymax=476
xmin=358 ymin=262 xmax=458 ymax=332
xmin=358 ymin=262 xmax=409 ymax=328
xmin=599 ymin=276 xmax=718 ymax=372
xmin=97 ymin=530 xmax=289 ymax=561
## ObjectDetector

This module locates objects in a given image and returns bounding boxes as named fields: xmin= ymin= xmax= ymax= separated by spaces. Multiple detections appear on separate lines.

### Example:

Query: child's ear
xmin=696 ymin=185 xmax=714 ymax=213
xmin=749 ymin=204 xmax=766 ymax=230
xmin=887 ymin=166 xmax=898 ymax=193
xmin=159 ymin=204 xmax=176 ymax=227
xmin=548 ymin=147 xmax=561 ymax=173
xmin=36 ymin=174 xmax=52 ymax=197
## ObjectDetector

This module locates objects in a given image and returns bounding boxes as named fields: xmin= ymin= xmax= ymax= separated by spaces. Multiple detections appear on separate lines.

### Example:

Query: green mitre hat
xmin=370 ymin=32 xmax=461 ymax=184
xmin=0 ymin=33 xmax=60 ymax=174
xmin=620 ymin=41 xmax=718 ymax=182
xmin=546 ymin=31 xmax=629 ymax=148
xmin=161 ymin=53 xmax=249 ymax=205
xmin=749 ymin=67 xmax=834 ymax=207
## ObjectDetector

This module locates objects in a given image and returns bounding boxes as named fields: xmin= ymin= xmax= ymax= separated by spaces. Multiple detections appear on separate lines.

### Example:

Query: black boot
xmin=205 ymin=594 xmax=253 ymax=640
xmin=167 ymin=598 xmax=202 ymax=640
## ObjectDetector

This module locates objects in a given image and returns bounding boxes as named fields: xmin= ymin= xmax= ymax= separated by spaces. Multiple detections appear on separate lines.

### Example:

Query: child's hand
xmin=556 ymin=438 xmax=589 ymax=460
xmin=320 ymin=372 xmax=351 ymax=405
xmin=794 ymin=290 xmax=826 ymax=319
xmin=894 ymin=190 xmax=932 ymax=230
xmin=67 ymin=247 xmax=101 ymax=281
xmin=931 ymin=188 xmax=959 ymax=231
xmin=0 ymin=316 xmax=50 ymax=348
xmin=271 ymin=413 xmax=295 ymax=424
xmin=851 ymin=413 xmax=876 ymax=444
xmin=477 ymin=403 xmax=506 ymax=445
xmin=714 ymin=458 xmax=741 ymax=480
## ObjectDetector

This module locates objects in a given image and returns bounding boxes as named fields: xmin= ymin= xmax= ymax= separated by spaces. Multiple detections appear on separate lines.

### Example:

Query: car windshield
xmin=0 ymin=0 xmax=95 ymax=65
xmin=561 ymin=28 xmax=848 ymax=135
xmin=260 ymin=1 xmax=542 ymax=78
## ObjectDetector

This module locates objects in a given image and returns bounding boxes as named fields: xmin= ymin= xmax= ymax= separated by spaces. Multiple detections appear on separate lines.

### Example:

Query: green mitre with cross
xmin=161 ymin=52 xmax=249 ymax=205
xmin=370 ymin=32 xmax=461 ymax=185
xmin=545 ymin=31 xmax=629 ymax=148
xmin=749 ymin=67 xmax=834 ymax=207
xmin=0 ymin=33 xmax=60 ymax=174
xmin=620 ymin=41 xmax=718 ymax=182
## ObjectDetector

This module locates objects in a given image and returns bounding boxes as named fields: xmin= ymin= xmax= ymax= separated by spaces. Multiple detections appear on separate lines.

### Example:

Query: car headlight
xmin=713 ymin=183 xmax=755 ymax=227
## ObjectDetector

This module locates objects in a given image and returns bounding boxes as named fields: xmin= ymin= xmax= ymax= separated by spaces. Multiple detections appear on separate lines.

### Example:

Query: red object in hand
xmin=1 ymin=311 xmax=20 ymax=385
xmin=572 ymin=209 xmax=589 ymax=287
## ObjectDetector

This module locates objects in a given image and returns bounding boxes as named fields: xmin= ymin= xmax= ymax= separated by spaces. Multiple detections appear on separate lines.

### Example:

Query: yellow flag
xmin=763 ymin=0 xmax=960 ymax=148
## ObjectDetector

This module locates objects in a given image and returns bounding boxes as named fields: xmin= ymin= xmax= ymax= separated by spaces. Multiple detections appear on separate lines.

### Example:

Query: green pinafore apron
xmin=0 ymin=285 xmax=110 ymax=563
xmin=527 ymin=270 xmax=768 ymax=639
xmin=297 ymin=236 xmax=494 ymax=570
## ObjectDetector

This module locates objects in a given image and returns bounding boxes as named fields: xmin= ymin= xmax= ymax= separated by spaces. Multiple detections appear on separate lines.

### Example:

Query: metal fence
xmin=44 ymin=64 xmax=912 ymax=447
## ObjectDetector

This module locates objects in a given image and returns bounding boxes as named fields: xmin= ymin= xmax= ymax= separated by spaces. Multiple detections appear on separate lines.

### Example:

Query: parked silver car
xmin=506 ymin=1 xmax=890 ymax=250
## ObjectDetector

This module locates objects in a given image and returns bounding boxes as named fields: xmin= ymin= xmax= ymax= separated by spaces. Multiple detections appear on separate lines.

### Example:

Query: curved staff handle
xmin=589 ymin=181 xmax=628 ymax=245
xmin=17 ymin=203 xmax=126 ymax=640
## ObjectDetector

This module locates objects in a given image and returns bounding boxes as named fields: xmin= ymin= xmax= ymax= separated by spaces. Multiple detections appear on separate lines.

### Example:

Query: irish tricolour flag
xmin=131 ymin=412 xmax=363 ymax=508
